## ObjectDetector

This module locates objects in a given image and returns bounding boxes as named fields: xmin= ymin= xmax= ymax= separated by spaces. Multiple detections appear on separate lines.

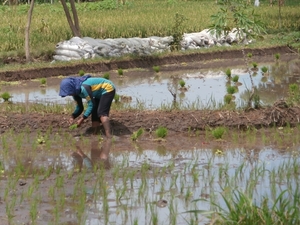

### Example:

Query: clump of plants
xmin=225 ymin=68 xmax=232 ymax=79
xmin=131 ymin=128 xmax=144 ymax=142
xmin=211 ymin=127 xmax=226 ymax=139
xmin=40 ymin=78 xmax=47 ymax=87
xmin=274 ymin=53 xmax=280 ymax=61
xmin=69 ymin=124 xmax=78 ymax=130
xmin=227 ymin=86 xmax=236 ymax=95
xmin=78 ymin=70 xmax=85 ymax=76
xmin=224 ymin=94 xmax=233 ymax=104
xmin=261 ymin=66 xmax=268 ymax=74
xmin=232 ymin=75 xmax=239 ymax=83
xmin=247 ymin=53 xmax=252 ymax=58
xmin=253 ymin=93 xmax=261 ymax=109
xmin=155 ymin=126 xmax=168 ymax=139
xmin=153 ymin=66 xmax=160 ymax=73
xmin=114 ymin=93 xmax=120 ymax=103
xmin=117 ymin=68 xmax=123 ymax=76
xmin=252 ymin=62 xmax=258 ymax=70
xmin=287 ymin=83 xmax=300 ymax=106
xmin=103 ymin=72 xmax=110 ymax=80
xmin=0 ymin=92 xmax=12 ymax=102
xmin=179 ymin=79 xmax=187 ymax=91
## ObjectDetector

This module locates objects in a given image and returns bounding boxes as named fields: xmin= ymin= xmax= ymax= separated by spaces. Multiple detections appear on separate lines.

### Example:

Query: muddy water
xmin=1 ymin=56 xmax=300 ymax=224
xmin=1 ymin=57 xmax=300 ymax=109
xmin=0 ymin=130 xmax=299 ymax=225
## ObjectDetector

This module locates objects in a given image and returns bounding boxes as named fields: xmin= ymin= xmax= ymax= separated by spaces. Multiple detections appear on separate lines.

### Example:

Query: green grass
xmin=0 ymin=0 xmax=299 ymax=72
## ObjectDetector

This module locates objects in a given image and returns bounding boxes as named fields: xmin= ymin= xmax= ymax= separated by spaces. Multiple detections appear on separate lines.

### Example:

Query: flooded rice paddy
xmin=1 ymin=55 xmax=300 ymax=224
xmin=1 ymin=56 xmax=300 ymax=109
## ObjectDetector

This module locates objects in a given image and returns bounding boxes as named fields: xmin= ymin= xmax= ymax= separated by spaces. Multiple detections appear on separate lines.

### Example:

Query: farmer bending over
xmin=59 ymin=75 xmax=116 ymax=137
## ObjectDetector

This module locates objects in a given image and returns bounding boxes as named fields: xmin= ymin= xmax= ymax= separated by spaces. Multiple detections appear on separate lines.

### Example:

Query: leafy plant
xmin=225 ymin=68 xmax=231 ymax=79
xmin=209 ymin=0 xmax=266 ymax=41
xmin=0 ymin=92 xmax=12 ymax=102
xmin=40 ymin=78 xmax=47 ymax=87
xmin=179 ymin=79 xmax=186 ymax=88
xmin=117 ymin=68 xmax=123 ymax=76
xmin=232 ymin=75 xmax=239 ymax=83
xmin=155 ymin=126 xmax=168 ymax=138
xmin=247 ymin=53 xmax=252 ymax=58
xmin=261 ymin=66 xmax=268 ymax=74
xmin=227 ymin=86 xmax=236 ymax=95
xmin=78 ymin=70 xmax=85 ymax=76
xmin=170 ymin=13 xmax=187 ymax=51
xmin=287 ymin=83 xmax=300 ymax=106
xmin=69 ymin=124 xmax=78 ymax=130
xmin=153 ymin=66 xmax=160 ymax=73
xmin=211 ymin=126 xmax=226 ymax=139
xmin=114 ymin=93 xmax=120 ymax=103
xmin=131 ymin=128 xmax=144 ymax=141
xmin=224 ymin=94 xmax=233 ymax=104
xmin=103 ymin=72 xmax=110 ymax=80
xmin=275 ymin=53 xmax=280 ymax=61
xmin=253 ymin=93 xmax=261 ymax=109
xmin=252 ymin=62 xmax=258 ymax=69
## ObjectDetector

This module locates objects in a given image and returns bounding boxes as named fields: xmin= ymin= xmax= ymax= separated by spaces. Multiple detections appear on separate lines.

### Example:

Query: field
xmin=1 ymin=0 xmax=300 ymax=224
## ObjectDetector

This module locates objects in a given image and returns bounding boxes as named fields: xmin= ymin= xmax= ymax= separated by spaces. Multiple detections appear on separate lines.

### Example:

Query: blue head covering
xmin=59 ymin=75 xmax=91 ymax=97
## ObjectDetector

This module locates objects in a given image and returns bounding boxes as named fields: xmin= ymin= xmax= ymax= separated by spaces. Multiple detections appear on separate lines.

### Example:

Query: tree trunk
xmin=25 ymin=0 xmax=35 ymax=63
xmin=60 ymin=0 xmax=81 ymax=37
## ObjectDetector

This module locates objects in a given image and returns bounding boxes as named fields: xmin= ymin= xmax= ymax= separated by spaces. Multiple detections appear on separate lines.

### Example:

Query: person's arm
xmin=81 ymin=85 xmax=94 ymax=119
xmin=72 ymin=95 xmax=84 ymax=119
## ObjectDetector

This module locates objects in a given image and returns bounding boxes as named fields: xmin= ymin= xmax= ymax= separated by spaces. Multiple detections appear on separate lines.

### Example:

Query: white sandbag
xmin=55 ymin=49 xmax=83 ymax=59
xmin=53 ymin=54 xmax=79 ymax=62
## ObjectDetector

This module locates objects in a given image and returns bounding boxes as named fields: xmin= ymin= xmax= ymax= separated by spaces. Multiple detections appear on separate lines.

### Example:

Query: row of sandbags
xmin=53 ymin=28 xmax=250 ymax=62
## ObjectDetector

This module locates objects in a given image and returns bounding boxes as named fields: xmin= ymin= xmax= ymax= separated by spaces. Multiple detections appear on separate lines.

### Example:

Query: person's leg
xmin=97 ymin=90 xmax=115 ymax=138
xmin=91 ymin=98 xmax=101 ymax=128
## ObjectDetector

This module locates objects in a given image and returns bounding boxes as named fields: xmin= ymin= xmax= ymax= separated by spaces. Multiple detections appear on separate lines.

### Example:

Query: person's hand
xmin=69 ymin=117 xmax=74 ymax=125
xmin=77 ymin=117 xmax=84 ymax=127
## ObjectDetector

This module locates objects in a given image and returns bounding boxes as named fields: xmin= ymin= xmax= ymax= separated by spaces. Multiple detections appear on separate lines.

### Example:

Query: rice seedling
xmin=223 ymin=94 xmax=233 ymax=105
xmin=0 ymin=92 xmax=12 ymax=102
xmin=226 ymin=86 xmax=236 ymax=95
xmin=152 ymin=65 xmax=160 ymax=73
xmin=155 ymin=126 xmax=168 ymax=138
xmin=103 ymin=72 xmax=110 ymax=79
xmin=232 ymin=75 xmax=239 ymax=83
xmin=261 ymin=66 xmax=268 ymax=74
xmin=131 ymin=127 xmax=144 ymax=141
xmin=40 ymin=77 xmax=47 ymax=87
xmin=225 ymin=68 xmax=231 ymax=79
xmin=78 ymin=70 xmax=85 ymax=76
xmin=211 ymin=127 xmax=226 ymax=139
xmin=117 ymin=68 xmax=124 ymax=76
xmin=252 ymin=62 xmax=258 ymax=69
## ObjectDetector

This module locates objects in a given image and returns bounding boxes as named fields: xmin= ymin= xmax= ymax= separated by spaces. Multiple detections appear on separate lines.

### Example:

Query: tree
xmin=60 ymin=0 xmax=81 ymax=37
xmin=25 ymin=0 xmax=35 ymax=62
xmin=209 ymin=0 xmax=266 ymax=108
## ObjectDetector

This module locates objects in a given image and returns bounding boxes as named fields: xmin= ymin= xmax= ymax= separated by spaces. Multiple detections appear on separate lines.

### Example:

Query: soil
xmin=1 ymin=45 xmax=300 ymax=148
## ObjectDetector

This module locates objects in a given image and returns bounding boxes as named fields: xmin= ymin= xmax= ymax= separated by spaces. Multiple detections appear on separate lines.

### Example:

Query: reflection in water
xmin=72 ymin=138 xmax=112 ymax=171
